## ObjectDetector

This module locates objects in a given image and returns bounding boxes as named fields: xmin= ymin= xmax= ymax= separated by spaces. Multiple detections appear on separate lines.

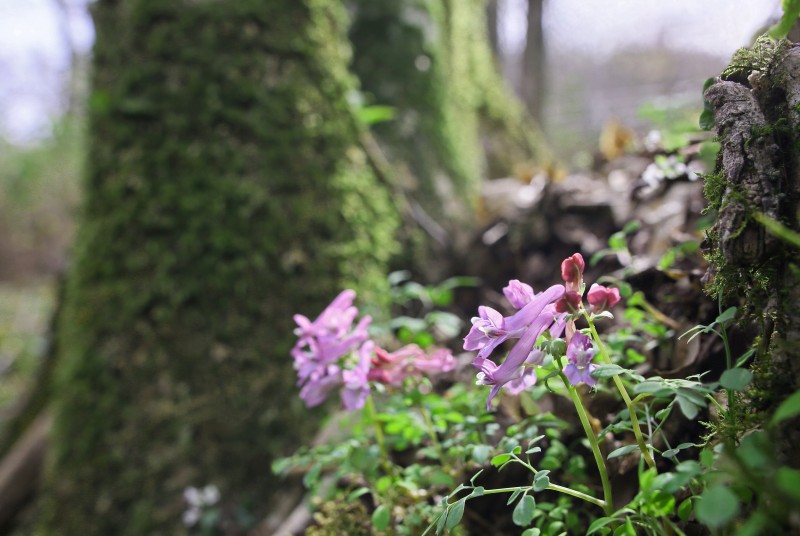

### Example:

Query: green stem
xmin=718 ymin=310 xmax=737 ymax=444
xmin=418 ymin=401 xmax=445 ymax=461
xmin=559 ymin=370 xmax=614 ymax=516
xmin=479 ymin=484 xmax=606 ymax=509
xmin=365 ymin=394 xmax=395 ymax=475
xmin=585 ymin=315 xmax=657 ymax=470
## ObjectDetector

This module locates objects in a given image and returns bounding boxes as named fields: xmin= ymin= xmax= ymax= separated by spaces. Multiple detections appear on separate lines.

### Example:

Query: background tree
xmin=34 ymin=0 xmax=398 ymax=533
xmin=348 ymin=0 xmax=553 ymax=270
xmin=521 ymin=0 xmax=546 ymax=123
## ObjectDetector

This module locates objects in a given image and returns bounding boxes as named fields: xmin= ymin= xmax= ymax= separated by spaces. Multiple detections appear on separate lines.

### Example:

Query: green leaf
xmin=676 ymin=394 xmax=700 ymax=420
xmin=435 ymin=506 xmax=448 ymax=535
xmin=696 ymin=485 xmax=739 ymax=529
xmin=445 ymin=499 xmax=466 ymax=530
xmin=633 ymin=380 xmax=672 ymax=397
xmin=512 ymin=495 xmax=536 ymax=526
xmin=715 ymin=306 xmax=737 ymax=325
xmin=507 ymin=488 xmax=522 ymax=505
xmin=608 ymin=444 xmax=640 ymax=459
xmin=769 ymin=0 xmax=800 ymax=38
xmin=771 ymin=389 xmax=800 ymax=425
xmin=357 ymin=105 xmax=396 ymax=126
xmin=587 ymin=517 xmax=617 ymax=535
xmin=347 ymin=487 xmax=371 ymax=501
xmin=491 ymin=453 xmax=511 ymax=467
xmin=720 ymin=368 xmax=753 ymax=391
xmin=678 ymin=497 xmax=693 ymax=521
xmin=592 ymin=364 xmax=626 ymax=379
xmin=642 ymin=489 xmax=675 ymax=517
xmin=521 ymin=529 xmax=541 ymax=536
xmin=533 ymin=475 xmax=550 ymax=492
xmin=372 ymin=504 xmax=391 ymax=531
xmin=468 ymin=486 xmax=485 ymax=499
xmin=614 ymin=517 xmax=636 ymax=536
xmin=662 ymin=448 xmax=679 ymax=458
xmin=302 ymin=463 xmax=322 ymax=488
xmin=776 ymin=467 xmax=800 ymax=501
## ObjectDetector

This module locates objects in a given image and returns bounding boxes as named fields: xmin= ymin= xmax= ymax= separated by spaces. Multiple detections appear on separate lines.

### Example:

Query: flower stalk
xmin=559 ymin=369 xmax=614 ymax=516
xmin=585 ymin=313 xmax=657 ymax=470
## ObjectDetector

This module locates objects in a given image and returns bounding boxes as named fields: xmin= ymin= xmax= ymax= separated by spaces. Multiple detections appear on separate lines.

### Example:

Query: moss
xmin=35 ymin=1 xmax=398 ymax=534
xmin=721 ymin=35 xmax=790 ymax=81
xmin=701 ymin=170 xmax=725 ymax=213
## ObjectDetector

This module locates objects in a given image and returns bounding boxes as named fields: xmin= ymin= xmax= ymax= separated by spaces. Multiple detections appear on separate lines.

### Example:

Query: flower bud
xmin=586 ymin=284 xmax=621 ymax=313
xmin=555 ymin=290 xmax=582 ymax=313
xmin=560 ymin=253 xmax=585 ymax=291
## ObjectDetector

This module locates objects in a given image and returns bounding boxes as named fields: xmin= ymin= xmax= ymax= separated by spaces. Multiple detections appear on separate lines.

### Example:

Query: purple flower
xmin=474 ymin=308 xmax=560 ymax=410
xmin=299 ymin=365 xmax=343 ymax=408
xmin=463 ymin=306 xmax=518 ymax=365
xmin=503 ymin=280 xmax=535 ymax=309
xmin=504 ymin=349 xmax=545 ymax=395
xmin=341 ymin=341 xmax=373 ymax=411
xmin=563 ymin=332 xmax=598 ymax=386
xmin=291 ymin=291 xmax=374 ymax=410
xmin=464 ymin=284 xmax=565 ymax=367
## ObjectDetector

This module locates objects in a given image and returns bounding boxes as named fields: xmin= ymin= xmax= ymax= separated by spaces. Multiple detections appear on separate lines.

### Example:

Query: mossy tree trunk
xmin=35 ymin=0 xmax=398 ymax=534
xmin=348 ymin=0 xmax=552 ymax=251
xmin=704 ymin=38 xmax=800 ymax=462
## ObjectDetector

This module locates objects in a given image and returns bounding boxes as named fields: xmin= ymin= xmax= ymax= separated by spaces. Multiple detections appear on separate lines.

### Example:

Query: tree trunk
xmin=34 ymin=0 xmax=398 ymax=534
xmin=521 ymin=0 xmax=545 ymax=123
xmin=704 ymin=38 xmax=800 ymax=463
xmin=348 ymin=0 xmax=553 ymax=256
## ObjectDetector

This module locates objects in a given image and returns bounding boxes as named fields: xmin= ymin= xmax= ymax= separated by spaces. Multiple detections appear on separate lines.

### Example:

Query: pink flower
xmin=368 ymin=345 xmax=456 ymax=386
xmin=560 ymin=253 xmax=585 ymax=292
xmin=586 ymin=284 xmax=621 ymax=313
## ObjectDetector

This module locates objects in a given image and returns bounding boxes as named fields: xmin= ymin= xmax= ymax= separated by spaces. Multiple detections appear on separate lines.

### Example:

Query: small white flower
xmin=202 ymin=485 xmax=220 ymax=506
xmin=182 ymin=507 xmax=201 ymax=527
xmin=183 ymin=486 xmax=202 ymax=507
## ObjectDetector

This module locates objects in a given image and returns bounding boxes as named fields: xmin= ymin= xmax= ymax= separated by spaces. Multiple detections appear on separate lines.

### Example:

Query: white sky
xmin=0 ymin=0 xmax=785 ymax=144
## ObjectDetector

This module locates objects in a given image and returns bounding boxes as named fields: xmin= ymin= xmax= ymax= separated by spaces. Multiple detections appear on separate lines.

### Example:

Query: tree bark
xmin=704 ymin=39 xmax=800 ymax=463
xmin=34 ymin=0 xmax=398 ymax=534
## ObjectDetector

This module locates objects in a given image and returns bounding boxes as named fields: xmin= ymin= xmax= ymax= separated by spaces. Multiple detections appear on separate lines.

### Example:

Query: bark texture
xmin=704 ymin=39 xmax=800 ymax=461
xmin=34 ymin=0 xmax=398 ymax=534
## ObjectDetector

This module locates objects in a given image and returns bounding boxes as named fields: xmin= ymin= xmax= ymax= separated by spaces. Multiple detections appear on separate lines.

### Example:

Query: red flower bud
xmin=555 ymin=290 xmax=582 ymax=313
xmin=561 ymin=253 xmax=585 ymax=292
xmin=586 ymin=284 xmax=621 ymax=313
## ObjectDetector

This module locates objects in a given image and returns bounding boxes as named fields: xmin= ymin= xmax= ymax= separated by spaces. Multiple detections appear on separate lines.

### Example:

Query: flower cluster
xmin=464 ymin=253 xmax=621 ymax=409
xmin=291 ymin=290 xmax=455 ymax=411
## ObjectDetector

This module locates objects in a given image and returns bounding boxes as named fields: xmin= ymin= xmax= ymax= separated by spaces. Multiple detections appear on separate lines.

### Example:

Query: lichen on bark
xmin=35 ymin=0 xmax=398 ymax=534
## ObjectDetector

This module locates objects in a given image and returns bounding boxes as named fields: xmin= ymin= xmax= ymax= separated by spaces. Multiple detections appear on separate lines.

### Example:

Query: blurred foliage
xmin=0 ymin=117 xmax=84 ymax=280
xmin=0 ymin=283 xmax=54 ymax=411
